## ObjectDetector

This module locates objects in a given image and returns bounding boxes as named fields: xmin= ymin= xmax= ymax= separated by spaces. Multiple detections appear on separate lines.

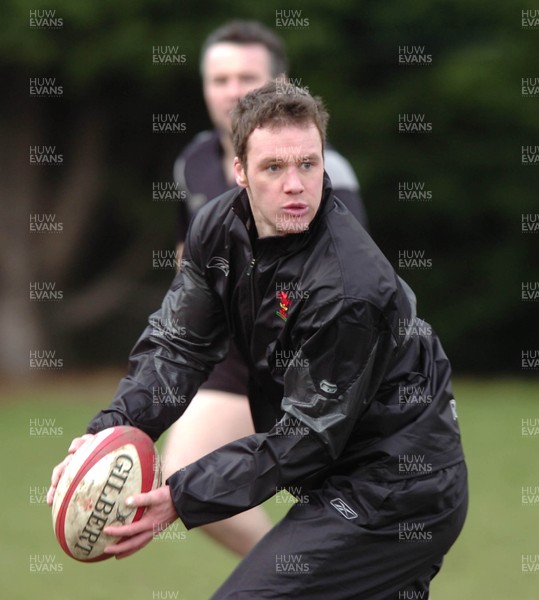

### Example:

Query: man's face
xmin=233 ymin=123 xmax=325 ymax=238
xmin=202 ymin=42 xmax=273 ymax=134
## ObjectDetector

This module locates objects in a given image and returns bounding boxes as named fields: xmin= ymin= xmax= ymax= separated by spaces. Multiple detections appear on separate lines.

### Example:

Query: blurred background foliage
xmin=1 ymin=0 xmax=538 ymax=376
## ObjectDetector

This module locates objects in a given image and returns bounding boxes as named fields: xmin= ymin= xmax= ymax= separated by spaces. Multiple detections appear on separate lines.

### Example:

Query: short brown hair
xmin=200 ymin=20 xmax=288 ymax=78
xmin=231 ymin=81 xmax=329 ymax=166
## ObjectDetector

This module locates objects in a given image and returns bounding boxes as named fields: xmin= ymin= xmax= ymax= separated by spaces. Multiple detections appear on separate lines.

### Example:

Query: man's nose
xmin=225 ymin=78 xmax=243 ymax=101
xmin=283 ymin=166 xmax=304 ymax=194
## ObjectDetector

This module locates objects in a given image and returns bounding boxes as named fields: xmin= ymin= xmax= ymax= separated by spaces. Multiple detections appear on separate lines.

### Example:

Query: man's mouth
xmin=281 ymin=203 xmax=309 ymax=216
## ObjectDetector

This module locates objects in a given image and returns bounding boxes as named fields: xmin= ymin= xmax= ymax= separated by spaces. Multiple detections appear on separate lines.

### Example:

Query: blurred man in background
xmin=163 ymin=19 xmax=368 ymax=556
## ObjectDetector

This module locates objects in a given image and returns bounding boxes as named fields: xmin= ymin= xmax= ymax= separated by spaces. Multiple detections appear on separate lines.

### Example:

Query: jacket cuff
xmin=165 ymin=469 xmax=198 ymax=530
xmin=86 ymin=410 xmax=134 ymax=434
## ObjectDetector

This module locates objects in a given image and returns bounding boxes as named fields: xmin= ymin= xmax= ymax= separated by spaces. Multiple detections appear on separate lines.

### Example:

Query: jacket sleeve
xmin=167 ymin=298 xmax=396 ymax=528
xmin=86 ymin=243 xmax=229 ymax=441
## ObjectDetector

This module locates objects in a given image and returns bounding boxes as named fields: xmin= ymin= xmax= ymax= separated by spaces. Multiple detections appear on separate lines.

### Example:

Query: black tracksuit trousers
xmin=211 ymin=461 xmax=468 ymax=600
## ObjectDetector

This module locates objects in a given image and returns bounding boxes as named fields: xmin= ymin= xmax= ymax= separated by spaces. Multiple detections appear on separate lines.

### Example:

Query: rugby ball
xmin=52 ymin=426 xmax=161 ymax=562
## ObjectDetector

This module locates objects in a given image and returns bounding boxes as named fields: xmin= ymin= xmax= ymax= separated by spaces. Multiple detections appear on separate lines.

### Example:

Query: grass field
xmin=1 ymin=373 xmax=538 ymax=599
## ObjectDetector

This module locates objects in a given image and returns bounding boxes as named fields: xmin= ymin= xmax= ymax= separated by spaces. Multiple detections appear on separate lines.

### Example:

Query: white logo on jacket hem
xmin=206 ymin=257 xmax=229 ymax=276
xmin=329 ymin=498 xmax=358 ymax=520
xmin=320 ymin=380 xmax=337 ymax=394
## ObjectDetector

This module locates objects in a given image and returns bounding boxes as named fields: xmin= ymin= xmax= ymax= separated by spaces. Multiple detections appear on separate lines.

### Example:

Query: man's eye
xmin=301 ymin=162 xmax=313 ymax=170
xmin=268 ymin=164 xmax=281 ymax=172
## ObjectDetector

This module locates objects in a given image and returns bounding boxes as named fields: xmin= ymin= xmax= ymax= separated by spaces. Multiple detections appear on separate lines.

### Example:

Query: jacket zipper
xmin=246 ymin=258 xmax=257 ymax=331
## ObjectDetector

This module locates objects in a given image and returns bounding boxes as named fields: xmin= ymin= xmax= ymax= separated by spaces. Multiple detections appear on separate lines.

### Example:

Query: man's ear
xmin=234 ymin=157 xmax=248 ymax=188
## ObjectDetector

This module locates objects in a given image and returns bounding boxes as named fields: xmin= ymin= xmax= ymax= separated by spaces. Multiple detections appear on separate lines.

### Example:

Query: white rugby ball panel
xmin=52 ymin=429 xmax=116 ymax=526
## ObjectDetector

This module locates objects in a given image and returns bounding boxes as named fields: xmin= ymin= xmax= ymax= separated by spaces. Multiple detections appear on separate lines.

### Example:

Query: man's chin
xmin=275 ymin=219 xmax=310 ymax=235
xmin=220 ymin=115 xmax=234 ymax=135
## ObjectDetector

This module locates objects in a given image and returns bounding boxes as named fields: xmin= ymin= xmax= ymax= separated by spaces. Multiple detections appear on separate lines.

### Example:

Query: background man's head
xmin=200 ymin=21 xmax=288 ymax=135
xmin=231 ymin=81 xmax=329 ymax=238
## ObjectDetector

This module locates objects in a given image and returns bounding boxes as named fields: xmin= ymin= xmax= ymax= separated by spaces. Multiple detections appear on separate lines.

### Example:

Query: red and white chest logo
xmin=276 ymin=291 xmax=292 ymax=321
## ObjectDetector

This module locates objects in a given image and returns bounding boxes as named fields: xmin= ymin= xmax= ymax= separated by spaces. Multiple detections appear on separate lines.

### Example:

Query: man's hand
xmin=46 ymin=434 xmax=95 ymax=506
xmin=103 ymin=485 xmax=179 ymax=559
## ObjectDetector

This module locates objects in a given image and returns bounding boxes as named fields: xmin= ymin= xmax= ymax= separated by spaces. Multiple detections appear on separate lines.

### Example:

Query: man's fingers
xmin=68 ymin=434 xmax=93 ymax=453
xmin=124 ymin=491 xmax=154 ymax=509
xmin=46 ymin=488 xmax=55 ymax=506
xmin=97 ymin=485 xmax=177 ymax=559
xmin=46 ymin=454 xmax=73 ymax=505
xmin=51 ymin=454 xmax=72 ymax=486
xmin=104 ymin=517 xmax=150 ymax=539
xmin=103 ymin=488 xmax=174 ymax=540
xmin=47 ymin=434 xmax=95 ymax=506
xmin=104 ymin=530 xmax=154 ymax=559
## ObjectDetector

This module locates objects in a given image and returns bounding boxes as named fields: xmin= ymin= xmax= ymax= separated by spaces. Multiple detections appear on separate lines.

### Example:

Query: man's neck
xmin=219 ymin=132 xmax=237 ymax=186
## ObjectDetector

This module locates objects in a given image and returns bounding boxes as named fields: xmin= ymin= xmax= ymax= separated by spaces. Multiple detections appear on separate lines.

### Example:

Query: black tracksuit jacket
xmin=87 ymin=174 xmax=465 ymax=529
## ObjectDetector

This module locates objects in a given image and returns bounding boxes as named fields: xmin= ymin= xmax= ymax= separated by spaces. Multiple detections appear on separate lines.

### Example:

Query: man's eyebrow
xmin=258 ymin=153 xmax=320 ymax=164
